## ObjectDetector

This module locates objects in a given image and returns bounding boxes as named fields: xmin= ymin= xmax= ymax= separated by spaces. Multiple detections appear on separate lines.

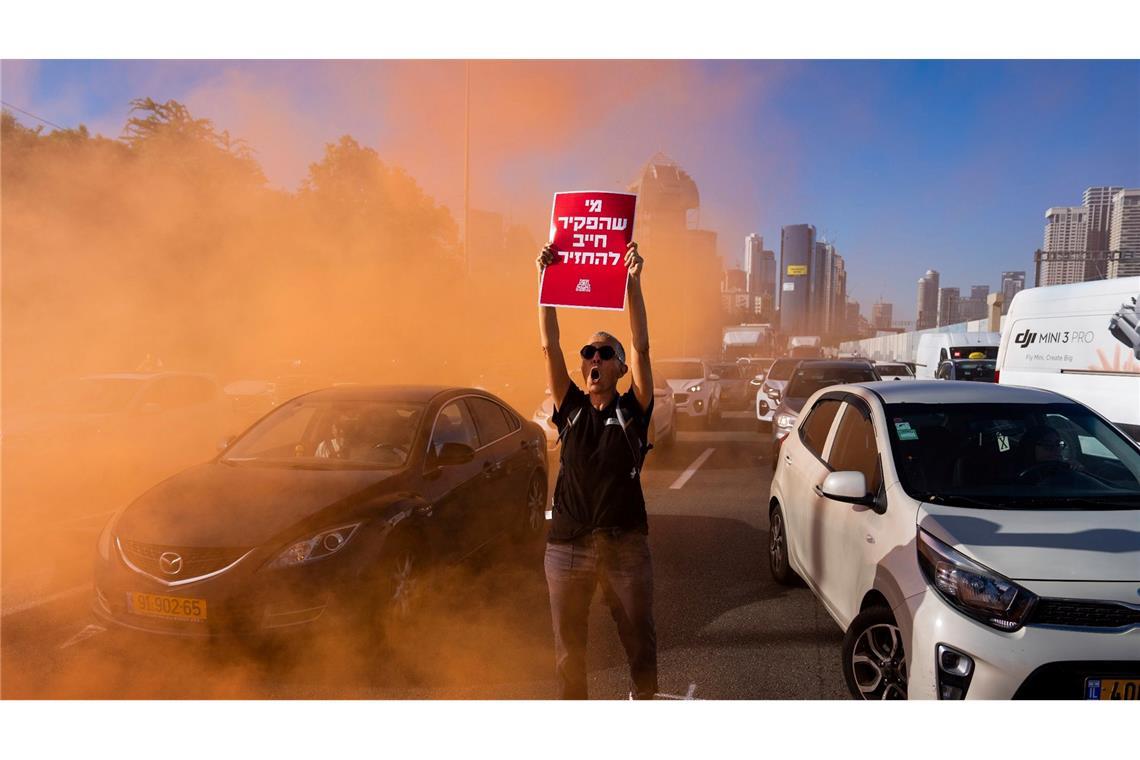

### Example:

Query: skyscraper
xmin=937 ymin=287 xmax=961 ymax=327
xmin=871 ymin=301 xmax=893 ymax=330
xmin=1108 ymin=189 xmax=1140 ymax=278
xmin=628 ymin=153 xmax=721 ymax=355
xmin=779 ymin=224 xmax=816 ymax=335
xmin=744 ymin=234 xmax=777 ymax=317
xmin=916 ymin=269 xmax=940 ymax=330
xmin=1084 ymin=186 xmax=1125 ymax=251
xmin=1043 ymin=206 xmax=1088 ymax=253
xmin=1000 ymin=271 xmax=1026 ymax=313
xmin=1036 ymin=186 xmax=1136 ymax=286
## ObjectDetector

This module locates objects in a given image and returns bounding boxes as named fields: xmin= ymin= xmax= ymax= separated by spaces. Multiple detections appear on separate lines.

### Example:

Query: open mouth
xmin=589 ymin=367 xmax=600 ymax=383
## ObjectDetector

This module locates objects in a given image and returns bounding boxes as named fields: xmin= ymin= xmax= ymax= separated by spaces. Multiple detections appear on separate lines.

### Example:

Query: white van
xmin=914 ymin=332 xmax=1001 ymax=379
xmin=997 ymin=277 xmax=1140 ymax=441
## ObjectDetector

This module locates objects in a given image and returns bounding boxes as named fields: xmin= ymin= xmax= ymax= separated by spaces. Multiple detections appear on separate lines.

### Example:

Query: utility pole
xmin=463 ymin=61 xmax=471 ymax=277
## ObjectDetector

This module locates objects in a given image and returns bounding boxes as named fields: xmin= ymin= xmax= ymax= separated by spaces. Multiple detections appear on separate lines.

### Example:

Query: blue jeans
xmin=544 ymin=530 xmax=658 ymax=699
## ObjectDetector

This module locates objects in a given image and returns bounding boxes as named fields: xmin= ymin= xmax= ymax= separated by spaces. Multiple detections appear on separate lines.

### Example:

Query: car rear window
xmin=786 ymin=366 xmax=878 ymax=399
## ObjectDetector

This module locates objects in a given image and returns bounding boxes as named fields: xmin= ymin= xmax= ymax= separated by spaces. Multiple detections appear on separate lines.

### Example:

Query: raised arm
xmin=625 ymin=242 xmax=653 ymax=413
xmin=537 ymin=244 xmax=572 ymax=407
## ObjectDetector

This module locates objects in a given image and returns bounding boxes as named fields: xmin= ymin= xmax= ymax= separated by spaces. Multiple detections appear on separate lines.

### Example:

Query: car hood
xmin=665 ymin=378 xmax=704 ymax=392
xmin=115 ymin=462 xmax=401 ymax=548
xmin=918 ymin=503 xmax=1140 ymax=582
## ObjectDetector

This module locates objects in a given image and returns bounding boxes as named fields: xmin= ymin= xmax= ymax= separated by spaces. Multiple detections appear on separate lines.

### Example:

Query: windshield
xmin=950 ymin=360 xmax=995 ymax=382
xmin=223 ymin=399 xmax=424 ymax=469
xmin=709 ymin=363 xmax=743 ymax=379
xmin=767 ymin=359 xmax=798 ymax=381
xmin=786 ymin=365 xmax=878 ymax=398
xmin=876 ymin=364 xmax=911 ymax=377
xmin=658 ymin=361 xmax=704 ymax=380
xmin=47 ymin=378 xmax=145 ymax=414
xmin=886 ymin=402 xmax=1140 ymax=508
xmin=949 ymin=345 xmax=998 ymax=360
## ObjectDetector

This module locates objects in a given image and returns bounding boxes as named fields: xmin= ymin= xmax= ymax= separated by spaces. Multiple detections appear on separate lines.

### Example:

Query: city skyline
xmin=3 ymin=60 xmax=1137 ymax=320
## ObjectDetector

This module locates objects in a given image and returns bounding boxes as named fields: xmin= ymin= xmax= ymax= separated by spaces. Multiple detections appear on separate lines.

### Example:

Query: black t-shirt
xmin=548 ymin=382 xmax=654 ymax=542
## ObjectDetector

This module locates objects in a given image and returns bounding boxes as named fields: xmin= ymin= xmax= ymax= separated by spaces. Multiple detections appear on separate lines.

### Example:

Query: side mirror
xmin=708 ymin=373 xmax=721 ymax=382
xmin=815 ymin=471 xmax=876 ymax=507
xmin=435 ymin=442 xmax=475 ymax=466
xmin=750 ymin=372 xmax=766 ymax=386
xmin=217 ymin=435 xmax=237 ymax=452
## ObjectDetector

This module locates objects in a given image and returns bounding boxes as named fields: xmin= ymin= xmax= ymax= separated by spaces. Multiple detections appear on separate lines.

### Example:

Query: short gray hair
xmin=591 ymin=331 xmax=626 ymax=363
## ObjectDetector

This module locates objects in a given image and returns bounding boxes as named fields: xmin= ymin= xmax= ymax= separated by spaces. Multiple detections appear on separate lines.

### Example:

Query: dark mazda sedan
xmin=93 ymin=386 xmax=548 ymax=637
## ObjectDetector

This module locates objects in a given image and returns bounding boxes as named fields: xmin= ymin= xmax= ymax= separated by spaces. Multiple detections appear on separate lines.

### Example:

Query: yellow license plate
xmin=1085 ymin=678 xmax=1140 ymax=700
xmin=127 ymin=592 xmax=208 ymax=622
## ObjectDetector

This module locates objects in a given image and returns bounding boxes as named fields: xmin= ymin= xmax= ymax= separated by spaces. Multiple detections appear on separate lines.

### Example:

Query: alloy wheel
xmin=526 ymin=476 xmax=545 ymax=533
xmin=388 ymin=553 xmax=417 ymax=619
xmin=769 ymin=511 xmax=785 ymax=571
xmin=849 ymin=622 xmax=908 ymax=699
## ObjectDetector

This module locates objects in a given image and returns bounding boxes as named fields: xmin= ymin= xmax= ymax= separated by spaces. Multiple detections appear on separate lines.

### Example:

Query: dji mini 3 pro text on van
xmin=997 ymin=277 xmax=1140 ymax=440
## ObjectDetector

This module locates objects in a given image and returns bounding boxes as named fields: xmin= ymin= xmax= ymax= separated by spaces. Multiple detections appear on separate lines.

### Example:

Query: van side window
xmin=799 ymin=399 xmax=843 ymax=458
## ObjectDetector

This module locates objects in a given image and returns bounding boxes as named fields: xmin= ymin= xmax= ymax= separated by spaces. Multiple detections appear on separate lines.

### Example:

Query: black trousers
xmin=544 ymin=530 xmax=658 ymax=699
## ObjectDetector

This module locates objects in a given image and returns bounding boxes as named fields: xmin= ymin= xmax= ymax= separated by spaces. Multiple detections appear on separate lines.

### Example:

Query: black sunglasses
xmin=580 ymin=344 xmax=618 ymax=361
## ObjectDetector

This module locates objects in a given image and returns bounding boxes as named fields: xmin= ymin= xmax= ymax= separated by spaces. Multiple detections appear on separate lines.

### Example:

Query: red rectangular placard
xmin=539 ymin=191 xmax=637 ymax=311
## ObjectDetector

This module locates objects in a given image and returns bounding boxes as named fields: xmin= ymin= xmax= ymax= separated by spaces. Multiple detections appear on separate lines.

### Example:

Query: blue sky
xmin=3 ymin=59 xmax=1137 ymax=321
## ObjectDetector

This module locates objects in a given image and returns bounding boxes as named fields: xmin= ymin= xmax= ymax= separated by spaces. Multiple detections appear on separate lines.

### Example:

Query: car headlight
xmin=917 ymin=529 xmax=1037 ymax=632
xmin=688 ymin=384 xmax=702 ymax=393
xmin=766 ymin=388 xmax=780 ymax=398
xmin=267 ymin=522 xmax=363 ymax=570
xmin=776 ymin=414 xmax=798 ymax=429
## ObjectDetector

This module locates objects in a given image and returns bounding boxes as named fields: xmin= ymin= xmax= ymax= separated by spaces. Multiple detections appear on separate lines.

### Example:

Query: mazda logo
xmin=159 ymin=552 xmax=183 ymax=576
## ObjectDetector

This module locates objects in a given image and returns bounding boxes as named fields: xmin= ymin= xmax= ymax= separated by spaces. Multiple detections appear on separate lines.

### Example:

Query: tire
xmin=768 ymin=502 xmax=798 ymax=586
xmin=512 ymin=472 xmax=547 ymax=546
xmin=842 ymin=607 xmax=909 ymax=700
xmin=369 ymin=536 xmax=425 ymax=628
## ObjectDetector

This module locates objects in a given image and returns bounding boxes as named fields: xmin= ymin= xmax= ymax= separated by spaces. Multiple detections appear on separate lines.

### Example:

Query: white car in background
xmin=873 ymin=361 xmax=916 ymax=381
xmin=768 ymin=380 xmax=1140 ymax=700
xmin=532 ymin=379 xmax=676 ymax=451
xmin=657 ymin=358 xmax=722 ymax=429
xmin=755 ymin=357 xmax=800 ymax=429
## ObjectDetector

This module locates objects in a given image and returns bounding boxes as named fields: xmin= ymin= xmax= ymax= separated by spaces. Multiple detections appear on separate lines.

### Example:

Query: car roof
xmin=298 ymin=385 xmax=471 ymax=404
xmin=850 ymin=380 xmax=1069 ymax=405
xmin=791 ymin=360 xmax=874 ymax=370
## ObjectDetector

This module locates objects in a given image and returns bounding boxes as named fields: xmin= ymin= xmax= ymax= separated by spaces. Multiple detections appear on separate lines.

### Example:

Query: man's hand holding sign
xmin=536 ymin=190 xmax=659 ymax=701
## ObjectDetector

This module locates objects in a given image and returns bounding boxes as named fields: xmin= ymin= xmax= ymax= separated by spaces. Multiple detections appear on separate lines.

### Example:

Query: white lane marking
xmin=1 ymin=584 xmax=88 ymax=618
xmin=60 ymin=623 xmax=107 ymax=650
xmin=653 ymin=682 xmax=700 ymax=699
xmin=669 ymin=448 xmax=715 ymax=490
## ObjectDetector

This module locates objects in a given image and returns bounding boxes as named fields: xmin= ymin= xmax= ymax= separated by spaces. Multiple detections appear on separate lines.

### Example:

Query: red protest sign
xmin=539 ymin=191 xmax=637 ymax=311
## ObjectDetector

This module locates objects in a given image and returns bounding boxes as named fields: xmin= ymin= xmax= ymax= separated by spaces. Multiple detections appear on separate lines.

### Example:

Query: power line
xmin=0 ymin=100 xmax=70 ymax=131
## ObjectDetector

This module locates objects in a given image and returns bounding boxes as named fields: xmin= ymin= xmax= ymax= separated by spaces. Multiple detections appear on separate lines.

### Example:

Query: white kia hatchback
xmin=768 ymin=381 xmax=1140 ymax=700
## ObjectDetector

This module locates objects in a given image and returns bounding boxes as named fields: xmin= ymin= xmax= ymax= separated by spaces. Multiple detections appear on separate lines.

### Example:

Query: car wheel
xmin=768 ymin=502 xmax=798 ymax=586
xmin=373 ymin=539 xmax=423 ymax=625
xmin=842 ymin=607 xmax=909 ymax=700
xmin=512 ymin=472 xmax=547 ymax=545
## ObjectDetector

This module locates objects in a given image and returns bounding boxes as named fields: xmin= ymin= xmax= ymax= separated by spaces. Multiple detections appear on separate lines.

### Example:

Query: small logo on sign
xmin=575 ymin=279 xmax=591 ymax=292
